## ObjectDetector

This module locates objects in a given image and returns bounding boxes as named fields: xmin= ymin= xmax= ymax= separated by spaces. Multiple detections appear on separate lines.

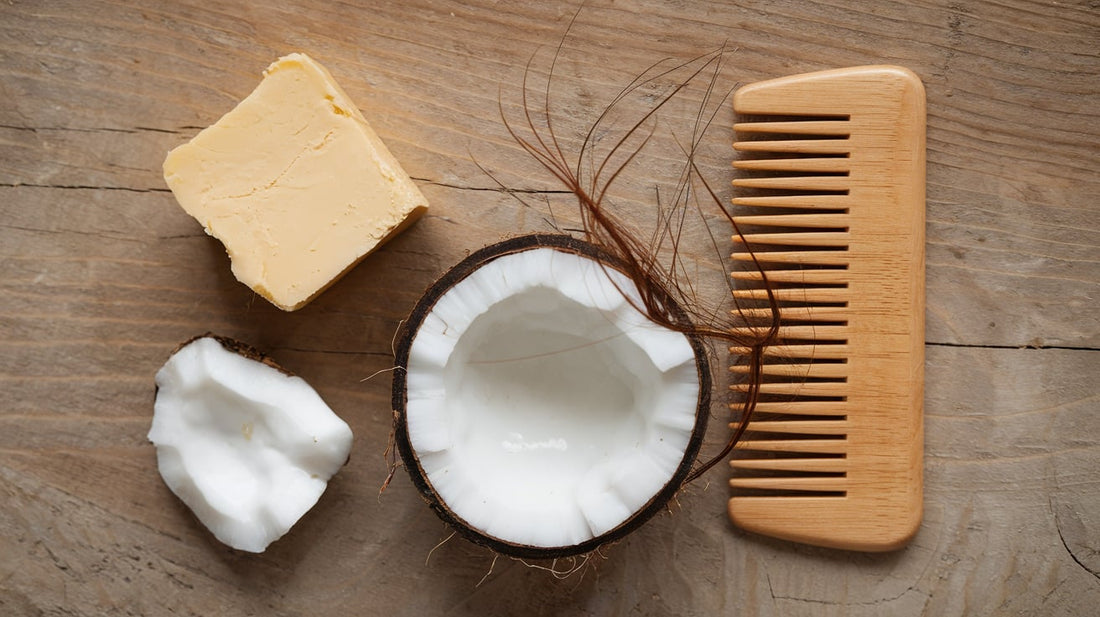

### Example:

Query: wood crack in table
xmin=1 ymin=1 xmax=1097 ymax=615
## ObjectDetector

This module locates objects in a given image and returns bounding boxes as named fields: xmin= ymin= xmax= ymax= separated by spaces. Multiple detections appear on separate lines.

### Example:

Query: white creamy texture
xmin=149 ymin=337 xmax=353 ymax=553
xmin=405 ymin=248 xmax=700 ymax=549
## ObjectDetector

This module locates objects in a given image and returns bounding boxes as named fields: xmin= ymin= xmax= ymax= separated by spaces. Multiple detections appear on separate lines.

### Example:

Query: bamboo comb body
xmin=728 ymin=66 xmax=925 ymax=551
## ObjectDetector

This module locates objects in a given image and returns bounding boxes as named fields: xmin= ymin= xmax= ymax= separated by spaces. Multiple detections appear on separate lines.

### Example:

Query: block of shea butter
xmin=163 ymin=53 xmax=428 ymax=311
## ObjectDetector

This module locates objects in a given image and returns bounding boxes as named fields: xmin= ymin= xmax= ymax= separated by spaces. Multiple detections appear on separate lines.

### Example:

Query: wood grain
xmin=727 ymin=66 xmax=926 ymax=552
xmin=1 ymin=0 xmax=1097 ymax=615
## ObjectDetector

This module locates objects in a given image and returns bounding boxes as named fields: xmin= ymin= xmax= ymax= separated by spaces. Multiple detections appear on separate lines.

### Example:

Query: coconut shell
xmin=391 ymin=234 xmax=711 ymax=560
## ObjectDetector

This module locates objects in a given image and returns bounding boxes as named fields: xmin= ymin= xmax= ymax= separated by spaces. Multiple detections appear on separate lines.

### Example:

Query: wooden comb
xmin=726 ymin=66 xmax=925 ymax=551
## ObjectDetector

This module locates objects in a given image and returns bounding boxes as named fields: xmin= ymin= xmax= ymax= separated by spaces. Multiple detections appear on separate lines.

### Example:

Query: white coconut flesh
xmin=404 ymin=246 xmax=702 ymax=550
xmin=148 ymin=336 xmax=353 ymax=553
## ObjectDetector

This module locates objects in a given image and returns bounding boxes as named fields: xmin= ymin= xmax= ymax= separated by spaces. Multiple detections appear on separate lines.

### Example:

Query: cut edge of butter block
xmin=163 ymin=52 xmax=428 ymax=311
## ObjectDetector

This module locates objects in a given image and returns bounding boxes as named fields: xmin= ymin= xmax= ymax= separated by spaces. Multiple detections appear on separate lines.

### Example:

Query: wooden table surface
xmin=2 ymin=1 xmax=1097 ymax=615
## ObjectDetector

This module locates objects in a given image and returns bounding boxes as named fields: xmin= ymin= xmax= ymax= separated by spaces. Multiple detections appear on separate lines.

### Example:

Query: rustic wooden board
xmin=2 ymin=1 xmax=1097 ymax=615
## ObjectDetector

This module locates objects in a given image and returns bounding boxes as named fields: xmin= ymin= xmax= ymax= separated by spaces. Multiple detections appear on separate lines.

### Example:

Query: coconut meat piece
xmin=405 ymin=247 xmax=701 ymax=549
xmin=148 ymin=336 xmax=353 ymax=553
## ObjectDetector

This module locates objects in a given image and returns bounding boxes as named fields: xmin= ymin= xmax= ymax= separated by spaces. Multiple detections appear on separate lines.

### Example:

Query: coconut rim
xmin=169 ymin=333 xmax=293 ymax=376
xmin=392 ymin=233 xmax=711 ymax=560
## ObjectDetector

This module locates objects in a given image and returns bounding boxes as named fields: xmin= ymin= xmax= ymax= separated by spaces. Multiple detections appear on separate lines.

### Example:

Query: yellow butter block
xmin=163 ymin=53 xmax=428 ymax=311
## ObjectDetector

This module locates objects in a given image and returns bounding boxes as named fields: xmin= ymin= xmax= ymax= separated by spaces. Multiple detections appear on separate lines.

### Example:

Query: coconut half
xmin=393 ymin=234 xmax=709 ymax=559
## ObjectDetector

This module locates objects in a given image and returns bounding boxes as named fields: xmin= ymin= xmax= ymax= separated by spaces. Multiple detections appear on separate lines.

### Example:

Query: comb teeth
xmin=727 ymin=66 xmax=925 ymax=552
